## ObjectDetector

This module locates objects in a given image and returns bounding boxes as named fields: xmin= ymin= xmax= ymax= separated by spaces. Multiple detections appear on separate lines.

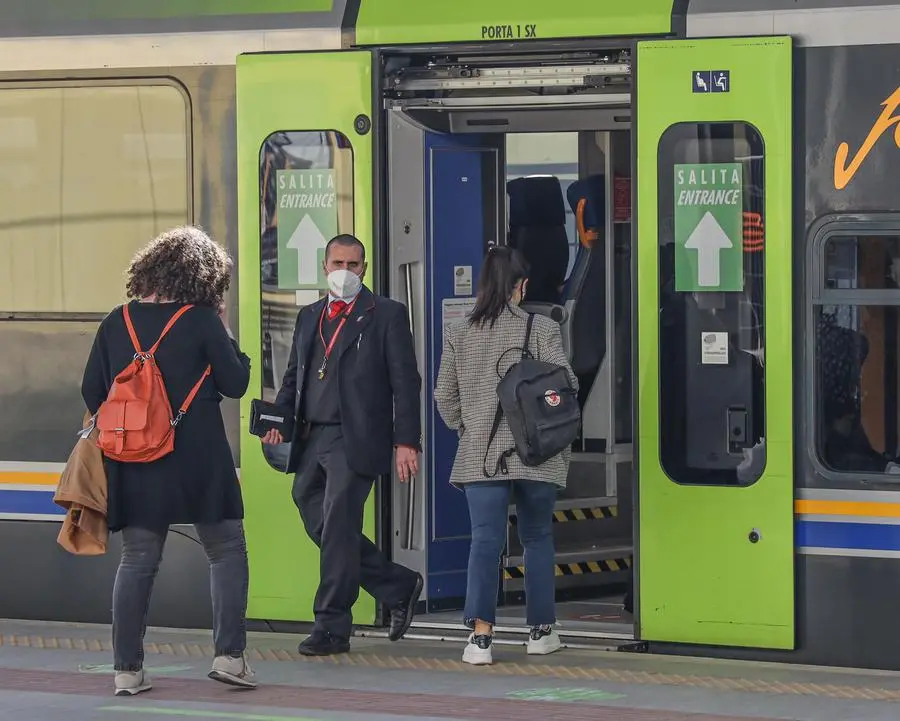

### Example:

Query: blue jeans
xmin=463 ymin=480 xmax=557 ymax=627
xmin=112 ymin=520 xmax=249 ymax=671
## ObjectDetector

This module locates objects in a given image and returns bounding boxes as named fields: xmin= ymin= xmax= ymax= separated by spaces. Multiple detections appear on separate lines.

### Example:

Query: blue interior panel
xmin=424 ymin=132 xmax=497 ymax=606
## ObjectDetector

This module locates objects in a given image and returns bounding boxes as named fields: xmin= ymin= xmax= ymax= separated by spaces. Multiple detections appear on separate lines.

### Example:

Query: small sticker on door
xmin=454 ymin=265 xmax=473 ymax=296
xmin=442 ymin=297 xmax=476 ymax=331
xmin=701 ymin=331 xmax=729 ymax=365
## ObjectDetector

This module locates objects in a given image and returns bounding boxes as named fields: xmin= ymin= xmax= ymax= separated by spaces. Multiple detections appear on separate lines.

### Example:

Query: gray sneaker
xmin=114 ymin=669 xmax=152 ymax=697
xmin=208 ymin=652 xmax=257 ymax=688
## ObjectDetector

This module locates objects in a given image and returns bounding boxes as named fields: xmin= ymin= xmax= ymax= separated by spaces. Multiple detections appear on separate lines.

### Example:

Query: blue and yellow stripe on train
xmin=0 ymin=464 xmax=65 ymax=521
xmin=8 ymin=473 xmax=900 ymax=561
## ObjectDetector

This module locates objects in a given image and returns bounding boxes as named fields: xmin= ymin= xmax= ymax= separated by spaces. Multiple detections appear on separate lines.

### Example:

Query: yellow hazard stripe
xmin=509 ymin=506 xmax=618 ymax=525
xmin=503 ymin=557 xmax=632 ymax=580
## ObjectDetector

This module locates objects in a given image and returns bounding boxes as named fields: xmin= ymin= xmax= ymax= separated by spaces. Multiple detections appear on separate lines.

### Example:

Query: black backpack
xmin=483 ymin=314 xmax=581 ymax=476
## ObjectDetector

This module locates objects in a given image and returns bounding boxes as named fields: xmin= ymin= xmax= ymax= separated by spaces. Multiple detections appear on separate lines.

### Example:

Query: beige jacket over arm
xmin=434 ymin=304 xmax=578 ymax=489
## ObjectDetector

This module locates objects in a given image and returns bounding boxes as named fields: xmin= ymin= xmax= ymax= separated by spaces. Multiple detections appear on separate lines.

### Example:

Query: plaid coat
xmin=434 ymin=304 xmax=578 ymax=489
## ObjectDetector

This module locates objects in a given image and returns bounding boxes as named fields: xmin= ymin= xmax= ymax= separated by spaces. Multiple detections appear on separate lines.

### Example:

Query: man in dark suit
xmin=262 ymin=233 xmax=424 ymax=656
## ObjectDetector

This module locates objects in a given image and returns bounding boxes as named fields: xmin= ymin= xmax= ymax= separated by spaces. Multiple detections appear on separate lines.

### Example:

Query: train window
xmin=814 ymin=231 xmax=900 ymax=475
xmin=257 ymin=130 xmax=354 ymax=471
xmin=0 ymin=83 xmax=189 ymax=315
xmin=657 ymin=122 xmax=766 ymax=486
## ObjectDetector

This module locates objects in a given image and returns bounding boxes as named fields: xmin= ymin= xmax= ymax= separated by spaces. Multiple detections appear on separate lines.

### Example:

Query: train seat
xmin=818 ymin=319 xmax=887 ymax=472
xmin=562 ymin=175 xmax=607 ymax=391
xmin=522 ymin=175 xmax=607 ymax=414
xmin=507 ymin=175 xmax=569 ymax=305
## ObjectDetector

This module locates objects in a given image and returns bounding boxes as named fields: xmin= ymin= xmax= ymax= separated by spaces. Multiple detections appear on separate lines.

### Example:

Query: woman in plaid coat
xmin=434 ymin=246 xmax=577 ymax=666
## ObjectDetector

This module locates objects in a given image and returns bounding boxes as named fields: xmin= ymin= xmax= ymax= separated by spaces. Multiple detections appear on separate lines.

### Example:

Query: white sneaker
xmin=527 ymin=625 xmax=562 ymax=655
xmin=462 ymin=633 xmax=493 ymax=665
xmin=208 ymin=652 xmax=257 ymax=688
xmin=114 ymin=669 xmax=152 ymax=697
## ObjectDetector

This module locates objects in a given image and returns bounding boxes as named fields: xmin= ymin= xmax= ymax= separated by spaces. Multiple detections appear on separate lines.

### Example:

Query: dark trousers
xmin=113 ymin=521 xmax=248 ymax=671
xmin=292 ymin=424 xmax=416 ymax=640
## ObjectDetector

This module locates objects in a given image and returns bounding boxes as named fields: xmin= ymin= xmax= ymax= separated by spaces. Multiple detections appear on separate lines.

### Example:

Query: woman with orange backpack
xmin=81 ymin=226 xmax=255 ymax=696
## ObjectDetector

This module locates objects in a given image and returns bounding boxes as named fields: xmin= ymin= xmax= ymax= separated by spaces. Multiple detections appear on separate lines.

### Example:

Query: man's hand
xmin=395 ymin=445 xmax=419 ymax=483
xmin=262 ymin=429 xmax=283 ymax=445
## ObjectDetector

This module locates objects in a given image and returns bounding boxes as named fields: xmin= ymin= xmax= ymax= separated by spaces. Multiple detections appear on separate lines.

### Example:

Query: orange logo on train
xmin=834 ymin=87 xmax=900 ymax=190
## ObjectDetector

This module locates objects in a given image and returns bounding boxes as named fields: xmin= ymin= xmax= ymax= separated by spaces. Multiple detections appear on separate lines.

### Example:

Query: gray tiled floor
xmin=1 ymin=619 xmax=900 ymax=720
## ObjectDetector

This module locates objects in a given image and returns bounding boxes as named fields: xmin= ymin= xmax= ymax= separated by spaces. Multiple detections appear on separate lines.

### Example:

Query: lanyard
xmin=317 ymin=297 xmax=358 ymax=379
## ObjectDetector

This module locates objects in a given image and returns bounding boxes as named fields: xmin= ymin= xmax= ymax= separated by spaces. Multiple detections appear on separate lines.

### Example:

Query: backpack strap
xmin=122 ymin=303 xmax=195 ymax=356
xmin=521 ymin=313 xmax=535 ymax=360
xmin=121 ymin=303 xmax=143 ymax=355
xmin=122 ymin=303 xmax=211 ymax=427
xmin=172 ymin=364 xmax=212 ymax=427
xmin=481 ymin=313 xmax=535 ymax=478
xmin=149 ymin=305 xmax=195 ymax=354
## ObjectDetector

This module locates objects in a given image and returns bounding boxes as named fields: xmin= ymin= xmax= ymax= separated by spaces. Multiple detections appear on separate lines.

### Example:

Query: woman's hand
xmin=218 ymin=302 xmax=235 ymax=339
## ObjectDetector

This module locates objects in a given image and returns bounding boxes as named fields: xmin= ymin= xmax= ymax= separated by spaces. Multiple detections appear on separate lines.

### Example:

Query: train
xmin=2 ymin=0 xmax=900 ymax=672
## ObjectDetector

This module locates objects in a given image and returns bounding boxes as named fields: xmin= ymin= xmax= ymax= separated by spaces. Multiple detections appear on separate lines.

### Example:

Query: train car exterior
xmin=2 ymin=0 xmax=900 ymax=672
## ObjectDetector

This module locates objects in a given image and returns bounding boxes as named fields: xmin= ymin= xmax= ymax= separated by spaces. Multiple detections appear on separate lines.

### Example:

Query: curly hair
xmin=126 ymin=226 xmax=233 ymax=307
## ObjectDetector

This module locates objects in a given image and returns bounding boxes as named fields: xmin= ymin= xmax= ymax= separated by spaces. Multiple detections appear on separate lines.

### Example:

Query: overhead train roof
xmin=4 ymin=0 xmax=896 ymax=45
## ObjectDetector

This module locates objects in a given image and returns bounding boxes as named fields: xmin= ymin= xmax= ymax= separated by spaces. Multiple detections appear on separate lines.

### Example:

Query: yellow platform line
xmin=3 ymin=633 xmax=900 ymax=702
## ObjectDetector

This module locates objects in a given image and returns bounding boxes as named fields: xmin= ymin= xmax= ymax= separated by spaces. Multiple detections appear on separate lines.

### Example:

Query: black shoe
xmin=297 ymin=630 xmax=350 ymax=657
xmin=388 ymin=573 xmax=423 ymax=642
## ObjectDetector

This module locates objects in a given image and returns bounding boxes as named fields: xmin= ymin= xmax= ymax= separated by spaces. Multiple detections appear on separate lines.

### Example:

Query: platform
xmin=2 ymin=619 xmax=900 ymax=720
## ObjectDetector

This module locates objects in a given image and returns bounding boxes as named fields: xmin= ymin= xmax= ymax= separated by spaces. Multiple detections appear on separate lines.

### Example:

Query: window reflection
xmin=816 ymin=235 xmax=900 ymax=474
xmin=657 ymin=122 xmax=766 ymax=486
xmin=258 ymin=130 xmax=354 ymax=471
xmin=0 ymin=84 xmax=189 ymax=314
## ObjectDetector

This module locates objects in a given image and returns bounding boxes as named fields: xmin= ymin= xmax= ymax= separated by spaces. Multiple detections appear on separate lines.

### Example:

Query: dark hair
xmin=468 ymin=246 xmax=530 ymax=328
xmin=125 ymin=225 xmax=233 ymax=307
xmin=325 ymin=233 xmax=366 ymax=262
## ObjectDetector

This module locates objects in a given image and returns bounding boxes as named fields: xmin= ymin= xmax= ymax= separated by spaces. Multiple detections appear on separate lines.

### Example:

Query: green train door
xmin=236 ymin=51 xmax=377 ymax=624
xmin=635 ymin=37 xmax=795 ymax=649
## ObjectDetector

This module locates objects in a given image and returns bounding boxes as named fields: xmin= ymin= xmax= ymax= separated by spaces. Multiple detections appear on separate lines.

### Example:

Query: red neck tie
xmin=327 ymin=299 xmax=348 ymax=320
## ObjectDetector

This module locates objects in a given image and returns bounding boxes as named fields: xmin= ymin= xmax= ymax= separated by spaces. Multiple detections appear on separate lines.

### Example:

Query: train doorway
xmin=382 ymin=50 xmax=637 ymax=641
xmin=236 ymin=35 xmax=794 ymax=653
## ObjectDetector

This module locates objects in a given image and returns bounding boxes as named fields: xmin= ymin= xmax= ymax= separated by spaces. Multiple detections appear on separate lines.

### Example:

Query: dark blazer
xmin=275 ymin=286 xmax=421 ymax=477
xmin=81 ymin=301 xmax=251 ymax=532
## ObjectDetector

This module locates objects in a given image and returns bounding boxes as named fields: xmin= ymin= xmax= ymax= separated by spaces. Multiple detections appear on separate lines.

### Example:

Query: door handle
xmin=400 ymin=262 xmax=417 ymax=551
xmin=401 ymin=474 xmax=417 ymax=551
xmin=402 ymin=262 xmax=415 ymax=335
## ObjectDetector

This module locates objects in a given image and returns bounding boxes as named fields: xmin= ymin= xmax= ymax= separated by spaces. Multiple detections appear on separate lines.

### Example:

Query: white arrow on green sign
xmin=674 ymin=163 xmax=744 ymax=292
xmin=276 ymin=168 xmax=337 ymax=291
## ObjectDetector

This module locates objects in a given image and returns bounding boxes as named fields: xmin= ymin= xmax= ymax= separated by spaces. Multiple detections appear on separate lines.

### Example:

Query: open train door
xmin=635 ymin=37 xmax=795 ymax=649
xmin=236 ymin=51 xmax=377 ymax=625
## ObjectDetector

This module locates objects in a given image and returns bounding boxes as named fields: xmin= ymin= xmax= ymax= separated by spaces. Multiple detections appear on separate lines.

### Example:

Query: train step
xmin=503 ymin=541 xmax=633 ymax=582
xmin=398 ymin=621 xmax=631 ymax=650
xmin=508 ymin=495 xmax=618 ymax=520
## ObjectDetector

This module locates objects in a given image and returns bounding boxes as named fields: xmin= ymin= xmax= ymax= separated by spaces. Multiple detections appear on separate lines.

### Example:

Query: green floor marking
xmin=507 ymin=687 xmax=626 ymax=702
xmin=101 ymin=708 xmax=320 ymax=721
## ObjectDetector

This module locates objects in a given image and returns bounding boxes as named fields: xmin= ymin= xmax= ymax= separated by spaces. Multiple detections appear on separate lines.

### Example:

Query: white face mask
xmin=326 ymin=268 xmax=362 ymax=300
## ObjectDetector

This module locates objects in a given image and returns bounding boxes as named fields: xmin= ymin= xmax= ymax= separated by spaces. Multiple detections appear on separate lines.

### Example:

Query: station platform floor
xmin=2 ymin=618 xmax=900 ymax=720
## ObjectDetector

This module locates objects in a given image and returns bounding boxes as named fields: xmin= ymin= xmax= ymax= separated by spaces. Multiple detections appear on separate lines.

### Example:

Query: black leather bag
xmin=249 ymin=399 xmax=295 ymax=439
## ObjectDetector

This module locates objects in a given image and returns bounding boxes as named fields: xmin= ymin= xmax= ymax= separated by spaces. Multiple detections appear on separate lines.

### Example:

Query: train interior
xmin=384 ymin=49 xmax=637 ymax=640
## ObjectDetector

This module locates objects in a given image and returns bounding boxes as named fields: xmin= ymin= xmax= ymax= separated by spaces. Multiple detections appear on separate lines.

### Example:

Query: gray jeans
xmin=112 ymin=520 xmax=249 ymax=671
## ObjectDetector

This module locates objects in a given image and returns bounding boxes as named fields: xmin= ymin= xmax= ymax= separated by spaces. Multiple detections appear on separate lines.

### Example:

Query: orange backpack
xmin=95 ymin=304 xmax=211 ymax=463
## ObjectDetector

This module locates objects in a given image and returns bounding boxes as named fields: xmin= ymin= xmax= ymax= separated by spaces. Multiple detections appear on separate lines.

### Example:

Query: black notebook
xmin=249 ymin=399 xmax=295 ymax=439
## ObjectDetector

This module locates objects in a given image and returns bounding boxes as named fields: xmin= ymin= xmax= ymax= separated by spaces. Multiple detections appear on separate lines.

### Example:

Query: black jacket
xmin=275 ymin=286 xmax=421 ymax=477
xmin=81 ymin=301 xmax=251 ymax=531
